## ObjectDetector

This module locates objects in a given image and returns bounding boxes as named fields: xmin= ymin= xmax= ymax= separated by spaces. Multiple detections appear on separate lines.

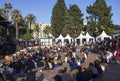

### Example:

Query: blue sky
xmin=0 ymin=0 xmax=120 ymax=25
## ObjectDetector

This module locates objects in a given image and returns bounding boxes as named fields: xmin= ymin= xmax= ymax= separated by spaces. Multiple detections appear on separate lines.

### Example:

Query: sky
xmin=0 ymin=0 xmax=120 ymax=25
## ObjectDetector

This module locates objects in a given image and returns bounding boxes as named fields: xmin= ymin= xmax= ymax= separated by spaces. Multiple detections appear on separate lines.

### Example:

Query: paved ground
xmin=8 ymin=52 xmax=120 ymax=81
xmin=93 ymin=61 xmax=120 ymax=81
xmin=16 ymin=53 xmax=99 ymax=81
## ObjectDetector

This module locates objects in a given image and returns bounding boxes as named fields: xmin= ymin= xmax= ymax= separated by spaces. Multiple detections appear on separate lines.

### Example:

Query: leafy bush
xmin=22 ymin=32 xmax=33 ymax=40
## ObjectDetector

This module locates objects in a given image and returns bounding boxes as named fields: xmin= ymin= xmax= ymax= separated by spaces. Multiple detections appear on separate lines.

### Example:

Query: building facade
xmin=32 ymin=23 xmax=53 ymax=39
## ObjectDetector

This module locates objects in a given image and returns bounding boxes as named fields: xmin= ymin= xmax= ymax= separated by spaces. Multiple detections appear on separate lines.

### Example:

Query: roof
xmin=114 ymin=30 xmax=120 ymax=34
xmin=96 ymin=31 xmax=111 ymax=40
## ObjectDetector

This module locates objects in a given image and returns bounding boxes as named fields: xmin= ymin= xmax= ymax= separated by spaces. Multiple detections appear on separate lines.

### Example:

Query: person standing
xmin=114 ymin=50 xmax=119 ymax=62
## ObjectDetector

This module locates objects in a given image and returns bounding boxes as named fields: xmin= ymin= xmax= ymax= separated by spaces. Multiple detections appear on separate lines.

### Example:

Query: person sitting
xmin=88 ymin=63 xmax=98 ymax=78
xmin=94 ymin=60 xmax=103 ymax=74
xmin=70 ymin=58 xmax=77 ymax=70
xmin=54 ymin=75 xmax=62 ymax=81
xmin=76 ymin=66 xmax=88 ymax=81
xmin=48 ymin=61 xmax=53 ymax=70
xmin=76 ymin=57 xmax=81 ymax=66
xmin=44 ymin=61 xmax=49 ymax=70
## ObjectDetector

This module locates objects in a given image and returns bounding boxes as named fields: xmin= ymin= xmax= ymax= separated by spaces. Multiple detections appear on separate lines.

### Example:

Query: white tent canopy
xmin=76 ymin=33 xmax=85 ymax=39
xmin=96 ymin=31 xmax=111 ymax=41
xmin=64 ymin=34 xmax=73 ymax=43
xmin=85 ymin=32 xmax=95 ymax=43
xmin=75 ymin=33 xmax=86 ymax=45
xmin=55 ymin=34 xmax=64 ymax=45
xmin=64 ymin=34 xmax=73 ymax=39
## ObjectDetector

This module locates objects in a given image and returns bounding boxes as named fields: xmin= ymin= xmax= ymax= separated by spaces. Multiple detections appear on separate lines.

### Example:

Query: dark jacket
xmin=76 ymin=71 xmax=88 ymax=81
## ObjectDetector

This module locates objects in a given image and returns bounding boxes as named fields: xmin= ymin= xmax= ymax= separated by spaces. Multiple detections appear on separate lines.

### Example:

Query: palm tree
xmin=34 ymin=23 xmax=40 ymax=39
xmin=11 ymin=9 xmax=22 ymax=40
xmin=23 ymin=17 xmax=29 ymax=33
xmin=43 ymin=25 xmax=51 ymax=38
xmin=25 ymin=14 xmax=36 ymax=34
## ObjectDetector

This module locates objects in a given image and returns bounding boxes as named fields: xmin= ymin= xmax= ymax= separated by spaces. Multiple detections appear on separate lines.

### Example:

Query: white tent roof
xmin=85 ymin=32 xmax=94 ymax=43
xmin=64 ymin=34 xmax=73 ymax=39
xmin=96 ymin=31 xmax=111 ymax=41
xmin=85 ymin=32 xmax=94 ymax=39
xmin=55 ymin=34 xmax=64 ymax=45
xmin=76 ymin=33 xmax=85 ymax=39
xmin=75 ymin=33 xmax=85 ymax=45
xmin=56 ymin=34 xmax=64 ymax=39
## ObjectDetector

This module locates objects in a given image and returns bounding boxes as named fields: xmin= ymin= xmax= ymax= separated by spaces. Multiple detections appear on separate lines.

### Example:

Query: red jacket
xmin=114 ymin=50 xmax=119 ymax=60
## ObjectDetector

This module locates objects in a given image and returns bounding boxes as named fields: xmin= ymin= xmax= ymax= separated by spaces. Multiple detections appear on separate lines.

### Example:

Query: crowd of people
xmin=0 ymin=38 xmax=120 ymax=81
xmin=0 ymin=36 xmax=16 ymax=55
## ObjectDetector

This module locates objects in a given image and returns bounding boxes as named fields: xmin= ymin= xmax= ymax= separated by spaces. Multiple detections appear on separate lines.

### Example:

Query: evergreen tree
xmin=51 ymin=0 xmax=67 ymax=38
xmin=0 ymin=8 xmax=5 ymax=18
xmin=62 ymin=10 xmax=72 ymax=37
xmin=86 ymin=0 xmax=113 ymax=36
xmin=4 ymin=3 xmax=12 ymax=20
xmin=114 ymin=25 xmax=120 ymax=30
xmin=69 ymin=4 xmax=84 ymax=38
xmin=4 ymin=3 xmax=12 ymax=35
xmin=0 ymin=8 xmax=4 ymax=36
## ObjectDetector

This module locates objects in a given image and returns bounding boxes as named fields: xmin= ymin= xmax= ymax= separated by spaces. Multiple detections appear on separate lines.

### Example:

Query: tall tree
xmin=23 ymin=17 xmax=29 ymax=33
xmin=51 ymin=0 xmax=67 ymax=38
xmin=86 ymin=0 xmax=113 ymax=36
xmin=43 ymin=25 xmax=51 ymax=38
xmin=0 ymin=8 xmax=5 ymax=18
xmin=0 ymin=7 xmax=13 ymax=37
xmin=0 ymin=8 xmax=4 ymax=35
xmin=4 ymin=3 xmax=12 ymax=35
xmin=62 ymin=10 xmax=72 ymax=37
xmin=4 ymin=3 xmax=12 ymax=20
xmin=34 ymin=23 xmax=40 ymax=39
xmin=69 ymin=4 xmax=84 ymax=38
xmin=25 ymin=14 xmax=36 ymax=34
xmin=11 ymin=9 xmax=22 ymax=40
